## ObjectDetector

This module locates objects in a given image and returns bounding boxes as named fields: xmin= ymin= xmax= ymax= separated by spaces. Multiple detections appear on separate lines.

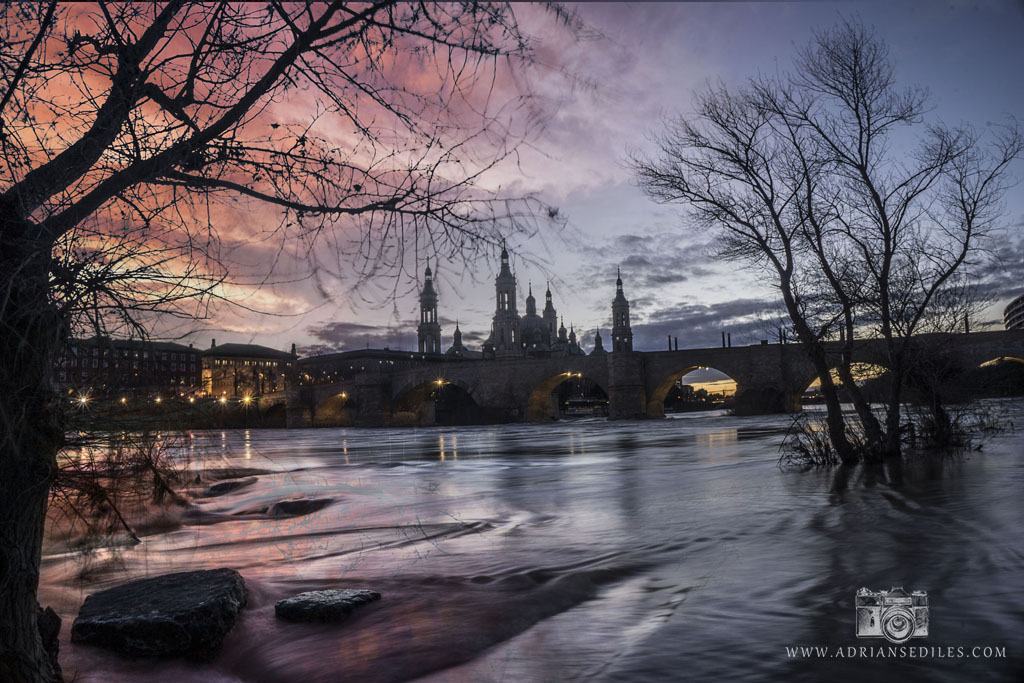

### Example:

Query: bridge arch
xmin=964 ymin=356 xmax=1024 ymax=398
xmin=525 ymin=372 xmax=609 ymax=422
xmin=647 ymin=365 xmax=739 ymax=418
xmin=392 ymin=378 xmax=481 ymax=426
xmin=796 ymin=362 xmax=890 ymax=411
xmin=314 ymin=389 xmax=353 ymax=427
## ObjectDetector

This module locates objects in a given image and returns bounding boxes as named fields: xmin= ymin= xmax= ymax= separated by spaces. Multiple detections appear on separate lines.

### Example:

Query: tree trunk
xmin=881 ymin=358 xmax=904 ymax=460
xmin=805 ymin=343 xmax=859 ymax=465
xmin=0 ymin=227 xmax=64 ymax=683
xmin=833 ymin=361 xmax=885 ymax=452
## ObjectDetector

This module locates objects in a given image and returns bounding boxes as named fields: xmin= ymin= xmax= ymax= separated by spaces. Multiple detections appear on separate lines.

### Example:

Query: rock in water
xmin=202 ymin=477 xmax=257 ymax=497
xmin=275 ymin=589 xmax=380 ymax=623
xmin=71 ymin=568 xmax=247 ymax=658
xmin=265 ymin=497 xmax=333 ymax=517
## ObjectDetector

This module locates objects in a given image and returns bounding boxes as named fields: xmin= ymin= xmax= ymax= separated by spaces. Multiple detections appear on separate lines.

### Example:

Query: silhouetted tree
xmin=632 ymin=19 xmax=1020 ymax=464
xmin=0 ymin=2 xmax=573 ymax=680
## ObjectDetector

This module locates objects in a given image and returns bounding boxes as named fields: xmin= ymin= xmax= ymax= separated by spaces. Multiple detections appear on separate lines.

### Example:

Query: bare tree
xmin=0 ymin=2 xmax=573 ymax=680
xmin=631 ymin=19 xmax=1021 ymax=464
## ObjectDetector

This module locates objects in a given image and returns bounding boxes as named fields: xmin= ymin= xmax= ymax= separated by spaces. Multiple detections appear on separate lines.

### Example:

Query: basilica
xmin=417 ymin=244 xmax=634 ymax=359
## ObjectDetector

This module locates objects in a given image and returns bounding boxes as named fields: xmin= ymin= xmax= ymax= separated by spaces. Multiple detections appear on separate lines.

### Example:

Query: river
xmin=39 ymin=399 xmax=1024 ymax=682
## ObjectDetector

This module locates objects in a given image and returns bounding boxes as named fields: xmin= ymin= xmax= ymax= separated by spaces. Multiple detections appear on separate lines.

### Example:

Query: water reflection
xmin=38 ymin=399 xmax=1024 ymax=683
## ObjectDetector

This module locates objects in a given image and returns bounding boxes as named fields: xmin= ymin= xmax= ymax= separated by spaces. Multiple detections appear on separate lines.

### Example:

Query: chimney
xmin=727 ymin=333 xmax=732 ymax=348
xmin=211 ymin=338 xmax=216 ymax=348
xmin=674 ymin=337 xmax=678 ymax=351
xmin=721 ymin=331 xmax=726 ymax=348
xmin=290 ymin=342 xmax=297 ymax=356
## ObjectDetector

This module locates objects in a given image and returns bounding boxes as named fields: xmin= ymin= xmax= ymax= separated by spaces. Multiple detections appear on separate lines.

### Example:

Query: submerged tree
xmin=632 ymin=19 xmax=1020 ymax=465
xmin=0 ymin=2 xmax=572 ymax=680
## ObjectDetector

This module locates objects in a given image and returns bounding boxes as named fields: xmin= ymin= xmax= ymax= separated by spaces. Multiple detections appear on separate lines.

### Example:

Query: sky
xmin=185 ymin=0 xmax=1024 ymax=358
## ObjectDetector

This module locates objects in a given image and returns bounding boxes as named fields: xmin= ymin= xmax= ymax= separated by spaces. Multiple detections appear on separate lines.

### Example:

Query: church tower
xmin=542 ymin=281 xmax=558 ymax=340
xmin=611 ymin=268 xmax=633 ymax=352
xmin=591 ymin=328 xmax=606 ymax=355
xmin=417 ymin=265 xmax=441 ymax=354
xmin=491 ymin=243 xmax=522 ymax=358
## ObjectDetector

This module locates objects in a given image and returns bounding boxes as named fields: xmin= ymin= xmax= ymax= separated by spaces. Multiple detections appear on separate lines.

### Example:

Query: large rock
xmin=71 ymin=568 xmax=247 ymax=658
xmin=275 ymin=589 xmax=380 ymax=623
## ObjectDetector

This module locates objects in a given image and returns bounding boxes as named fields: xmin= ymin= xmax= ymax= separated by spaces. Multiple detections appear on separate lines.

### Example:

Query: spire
xmin=611 ymin=268 xmax=633 ymax=352
xmin=500 ymin=239 xmax=509 ymax=262
xmin=546 ymin=280 xmax=552 ymax=299
xmin=592 ymin=328 xmax=606 ymax=354
xmin=418 ymin=262 xmax=440 ymax=353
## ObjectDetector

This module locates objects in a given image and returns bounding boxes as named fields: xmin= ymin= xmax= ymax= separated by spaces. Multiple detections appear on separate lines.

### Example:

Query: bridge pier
xmin=608 ymin=353 xmax=648 ymax=420
xmin=285 ymin=388 xmax=308 ymax=428
xmin=354 ymin=373 xmax=393 ymax=427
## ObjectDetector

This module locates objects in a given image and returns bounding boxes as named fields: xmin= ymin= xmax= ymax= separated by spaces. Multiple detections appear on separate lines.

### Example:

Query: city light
xmin=155 ymin=396 xmax=162 ymax=403
xmin=243 ymin=395 xmax=252 ymax=404
xmin=77 ymin=395 xmax=88 ymax=406
xmin=189 ymin=397 xmax=195 ymax=403
xmin=120 ymin=397 xmax=126 ymax=404
xmin=219 ymin=396 xmax=227 ymax=404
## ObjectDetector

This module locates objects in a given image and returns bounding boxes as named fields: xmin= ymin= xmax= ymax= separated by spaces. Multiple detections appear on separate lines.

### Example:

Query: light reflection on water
xmin=40 ymin=400 xmax=1024 ymax=683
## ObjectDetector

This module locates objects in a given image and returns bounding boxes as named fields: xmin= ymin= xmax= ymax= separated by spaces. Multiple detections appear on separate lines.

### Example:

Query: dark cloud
xmin=300 ymin=321 xmax=414 ymax=356
xmin=973 ymin=231 xmax=1024 ymax=306
xmin=633 ymin=298 xmax=787 ymax=351
xmin=300 ymin=317 xmax=480 ymax=356
xmin=572 ymin=231 xmax=720 ymax=295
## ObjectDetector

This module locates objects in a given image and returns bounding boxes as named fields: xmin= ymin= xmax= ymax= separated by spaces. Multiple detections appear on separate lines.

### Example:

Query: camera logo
xmin=855 ymin=587 xmax=929 ymax=644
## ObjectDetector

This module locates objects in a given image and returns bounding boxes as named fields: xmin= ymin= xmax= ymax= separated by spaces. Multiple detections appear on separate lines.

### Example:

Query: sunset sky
xmin=184 ymin=1 xmax=1024 ymax=358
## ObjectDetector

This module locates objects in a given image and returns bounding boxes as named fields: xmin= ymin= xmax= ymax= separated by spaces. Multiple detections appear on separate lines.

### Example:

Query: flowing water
xmin=40 ymin=400 xmax=1024 ymax=682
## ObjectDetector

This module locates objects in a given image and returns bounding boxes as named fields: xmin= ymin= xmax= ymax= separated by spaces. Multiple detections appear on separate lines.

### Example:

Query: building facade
xmin=202 ymin=341 xmax=297 ymax=398
xmin=1005 ymin=294 xmax=1024 ymax=331
xmin=56 ymin=337 xmax=202 ymax=396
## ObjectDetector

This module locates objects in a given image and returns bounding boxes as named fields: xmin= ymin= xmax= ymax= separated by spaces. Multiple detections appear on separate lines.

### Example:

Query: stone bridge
xmin=262 ymin=330 xmax=1024 ymax=428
